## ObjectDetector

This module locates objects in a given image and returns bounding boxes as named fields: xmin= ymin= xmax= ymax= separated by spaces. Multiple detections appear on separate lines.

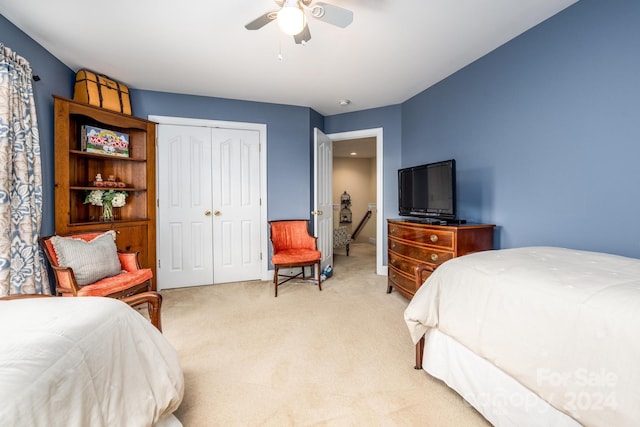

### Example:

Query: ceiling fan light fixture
xmin=278 ymin=0 xmax=306 ymax=35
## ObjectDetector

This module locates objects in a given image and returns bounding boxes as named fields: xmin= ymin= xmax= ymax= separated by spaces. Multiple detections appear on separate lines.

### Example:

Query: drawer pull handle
xmin=431 ymin=253 xmax=439 ymax=262
xmin=430 ymin=234 xmax=438 ymax=243
xmin=391 ymin=242 xmax=396 ymax=249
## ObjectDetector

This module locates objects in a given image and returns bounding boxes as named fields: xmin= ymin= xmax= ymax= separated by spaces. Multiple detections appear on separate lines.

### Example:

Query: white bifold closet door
xmin=157 ymin=124 xmax=261 ymax=290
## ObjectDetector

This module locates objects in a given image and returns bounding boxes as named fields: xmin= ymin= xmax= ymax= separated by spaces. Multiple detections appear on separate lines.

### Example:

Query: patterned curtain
xmin=0 ymin=44 xmax=49 ymax=295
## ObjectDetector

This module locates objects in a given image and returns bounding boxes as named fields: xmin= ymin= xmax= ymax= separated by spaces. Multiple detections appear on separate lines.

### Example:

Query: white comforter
xmin=404 ymin=247 xmax=640 ymax=427
xmin=0 ymin=297 xmax=184 ymax=427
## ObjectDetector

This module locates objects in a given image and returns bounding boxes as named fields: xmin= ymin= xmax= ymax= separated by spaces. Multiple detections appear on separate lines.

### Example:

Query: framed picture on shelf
xmin=80 ymin=125 xmax=129 ymax=157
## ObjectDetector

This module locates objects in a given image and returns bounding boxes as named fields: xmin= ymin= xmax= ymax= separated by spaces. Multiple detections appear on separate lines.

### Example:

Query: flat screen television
xmin=398 ymin=159 xmax=456 ymax=219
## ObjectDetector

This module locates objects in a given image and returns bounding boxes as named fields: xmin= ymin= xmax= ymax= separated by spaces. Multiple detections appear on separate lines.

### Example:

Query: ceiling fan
xmin=245 ymin=0 xmax=353 ymax=45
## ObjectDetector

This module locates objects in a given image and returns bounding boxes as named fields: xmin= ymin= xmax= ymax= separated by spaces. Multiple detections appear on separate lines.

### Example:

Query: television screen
xmin=398 ymin=159 xmax=456 ymax=219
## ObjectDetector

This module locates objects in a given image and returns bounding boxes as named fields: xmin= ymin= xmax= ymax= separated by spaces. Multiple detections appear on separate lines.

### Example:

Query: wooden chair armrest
xmin=309 ymin=235 xmax=319 ymax=250
xmin=121 ymin=291 xmax=163 ymax=332
xmin=51 ymin=265 xmax=81 ymax=296
xmin=414 ymin=263 xmax=435 ymax=291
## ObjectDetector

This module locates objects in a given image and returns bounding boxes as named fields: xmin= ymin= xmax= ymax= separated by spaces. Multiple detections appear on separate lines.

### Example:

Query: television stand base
xmin=402 ymin=217 xmax=467 ymax=226
xmin=445 ymin=218 xmax=467 ymax=225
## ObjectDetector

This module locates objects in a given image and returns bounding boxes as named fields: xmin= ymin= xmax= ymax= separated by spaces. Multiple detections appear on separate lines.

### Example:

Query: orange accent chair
xmin=40 ymin=231 xmax=153 ymax=299
xmin=269 ymin=220 xmax=322 ymax=297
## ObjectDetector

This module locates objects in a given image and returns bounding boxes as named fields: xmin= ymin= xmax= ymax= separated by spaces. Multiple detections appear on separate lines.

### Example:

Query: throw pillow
xmin=51 ymin=231 xmax=122 ymax=286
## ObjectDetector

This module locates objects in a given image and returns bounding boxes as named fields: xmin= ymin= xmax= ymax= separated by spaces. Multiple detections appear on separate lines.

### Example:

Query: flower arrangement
xmin=84 ymin=189 xmax=127 ymax=221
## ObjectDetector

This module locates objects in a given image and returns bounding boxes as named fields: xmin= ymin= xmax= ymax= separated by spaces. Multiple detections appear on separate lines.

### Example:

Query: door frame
xmin=326 ymin=128 xmax=386 ymax=276
xmin=150 ymin=115 xmax=270 ymax=282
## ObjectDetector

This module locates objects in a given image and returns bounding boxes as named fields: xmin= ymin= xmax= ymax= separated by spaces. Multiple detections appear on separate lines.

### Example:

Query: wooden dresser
xmin=387 ymin=219 xmax=495 ymax=299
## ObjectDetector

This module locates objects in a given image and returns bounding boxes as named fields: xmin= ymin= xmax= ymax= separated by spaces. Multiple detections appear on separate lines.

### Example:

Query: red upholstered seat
xmin=269 ymin=220 xmax=322 ymax=297
xmin=272 ymin=249 xmax=322 ymax=265
xmin=75 ymin=269 xmax=153 ymax=297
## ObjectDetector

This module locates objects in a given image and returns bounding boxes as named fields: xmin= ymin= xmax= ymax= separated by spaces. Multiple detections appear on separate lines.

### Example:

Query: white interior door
xmin=157 ymin=125 xmax=214 ymax=288
xmin=211 ymin=128 xmax=262 ymax=283
xmin=157 ymin=124 xmax=263 ymax=289
xmin=314 ymin=128 xmax=333 ymax=270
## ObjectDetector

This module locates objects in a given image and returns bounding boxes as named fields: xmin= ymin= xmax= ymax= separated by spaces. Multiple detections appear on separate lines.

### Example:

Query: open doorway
xmin=328 ymin=128 xmax=383 ymax=275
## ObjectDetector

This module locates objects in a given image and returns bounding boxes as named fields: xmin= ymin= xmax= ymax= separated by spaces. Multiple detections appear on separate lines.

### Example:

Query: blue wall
xmin=401 ymin=0 xmax=640 ymax=258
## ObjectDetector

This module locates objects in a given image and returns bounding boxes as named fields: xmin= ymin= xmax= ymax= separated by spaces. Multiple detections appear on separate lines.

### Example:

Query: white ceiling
xmin=1 ymin=0 xmax=576 ymax=116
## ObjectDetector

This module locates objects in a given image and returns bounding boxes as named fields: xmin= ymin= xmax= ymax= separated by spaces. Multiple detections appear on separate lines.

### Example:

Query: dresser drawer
xmin=389 ymin=238 xmax=453 ymax=267
xmin=388 ymin=251 xmax=416 ymax=277
xmin=388 ymin=266 xmax=418 ymax=296
xmin=388 ymin=223 xmax=454 ymax=250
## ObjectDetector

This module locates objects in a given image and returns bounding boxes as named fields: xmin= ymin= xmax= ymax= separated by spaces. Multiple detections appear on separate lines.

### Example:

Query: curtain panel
xmin=0 ymin=44 xmax=49 ymax=295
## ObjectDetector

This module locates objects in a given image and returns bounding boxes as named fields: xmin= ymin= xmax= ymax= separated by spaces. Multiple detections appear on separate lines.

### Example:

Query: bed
xmin=404 ymin=246 xmax=640 ymax=427
xmin=0 ymin=296 xmax=184 ymax=427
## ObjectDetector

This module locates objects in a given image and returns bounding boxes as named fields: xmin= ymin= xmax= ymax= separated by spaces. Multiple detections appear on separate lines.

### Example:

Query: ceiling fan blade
xmin=312 ymin=2 xmax=353 ymax=28
xmin=245 ymin=11 xmax=278 ymax=30
xmin=294 ymin=24 xmax=311 ymax=44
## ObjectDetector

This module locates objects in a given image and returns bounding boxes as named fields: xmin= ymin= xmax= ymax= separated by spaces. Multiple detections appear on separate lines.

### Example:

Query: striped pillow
xmin=51 ymin=231 xmax=122 ymax=286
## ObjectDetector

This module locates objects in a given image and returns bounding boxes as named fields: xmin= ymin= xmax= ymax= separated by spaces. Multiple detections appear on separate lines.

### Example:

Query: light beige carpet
xmin=160 ymin=243 xmax=491 ymax=426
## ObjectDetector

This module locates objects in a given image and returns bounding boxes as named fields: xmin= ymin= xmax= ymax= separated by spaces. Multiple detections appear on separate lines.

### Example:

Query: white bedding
xmin=404 ymin=247 xmax=640 ymax=427
xmin=0 ymin=297 xmax=184 ymax=427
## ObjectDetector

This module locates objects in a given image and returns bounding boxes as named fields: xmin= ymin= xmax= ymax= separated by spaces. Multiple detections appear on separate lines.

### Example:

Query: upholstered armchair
xmin=40 ymin=230 xmax=152 ymax=299
xmin=333 ymin=226 xmax=351 ymax=256
xmin=268 ymin=220 xmax=322 ymax=297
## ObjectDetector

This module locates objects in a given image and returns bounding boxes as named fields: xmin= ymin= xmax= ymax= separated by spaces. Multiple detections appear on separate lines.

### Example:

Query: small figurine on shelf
xmin=105 ymin=175 xmax=117 ymax=188
xmin=94 ymin=173 xmax=104 ymax=187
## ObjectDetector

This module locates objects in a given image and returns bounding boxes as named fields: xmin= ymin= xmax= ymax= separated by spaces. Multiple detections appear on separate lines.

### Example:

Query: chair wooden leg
xmin=273 ymin=262 xmax=323 ymax=296
xmin=274 ymin=265 xmax=279 ymax=297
